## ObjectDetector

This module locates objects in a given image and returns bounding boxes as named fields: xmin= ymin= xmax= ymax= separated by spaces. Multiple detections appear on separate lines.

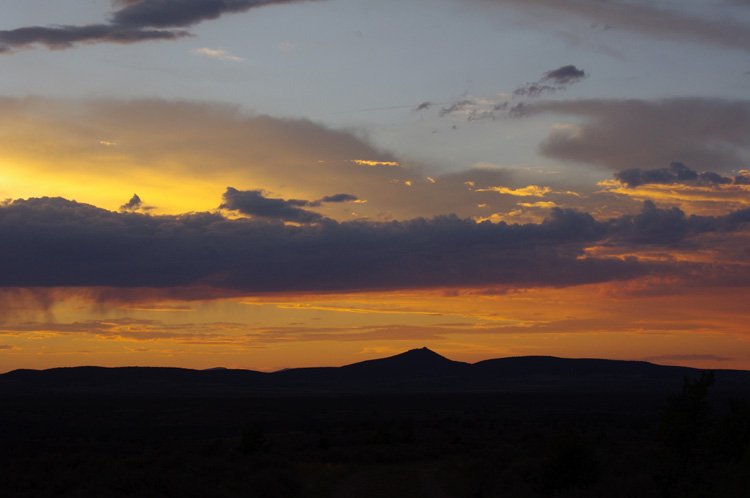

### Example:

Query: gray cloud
xmin=484 ymin=0 xmax=750 ymax=52
xmin=3 ymin=194 xmax=750 ymax=296
xmin=5 ymin=0 xmax=750 ymax=53
xmin=435 ymin=98 xmax=511 ymax=121
xmin=513 ymin=65 xmax=587 ymax=98
xmin=220 ymin=187 xmax=323 ymax=223
xmin=512 ymin=98 xmax=750 ymax=172
xmin=0 ymin=24 xmax=190 ymax=52
xmin=0 ymin=0 xmax=307 ymax=53
xmin=219 ymin=188 xmax=360 ymax=221
xmin=439 ymin=100 xmax=475 ymax=117
xmin=0 ymin=196 xmax=646 ymax=293
xmin=615 ymin=162 xmax=750 ymax=188
xmin=512 ymin=83 xmax=557 ymax=99
xmin=110 ymin=0 xmax=299 ymax=29
xmin=113 ymin=1 xmax=148 ymax=6
xmin=317 ymin=194 xmax=359 ymax=204
xmin=605 ymin=200 xmax=750 ymax=246
xmin=542 ymin=65 xmax=587 ymax=85
xmin=120 ymin=194 xmax=143 ymax=211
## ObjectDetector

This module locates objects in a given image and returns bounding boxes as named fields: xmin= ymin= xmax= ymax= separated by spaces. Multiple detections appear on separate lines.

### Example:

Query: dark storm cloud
xmin=120 ymin=194 xmax=143 ymax=211
xmin=219 ymin=188 xmax=359 ymax=221
xmin=220 ymin=188 xmax=323 ymax=223
xmin=513 ymin=98 xmax=750 ymax=171
xmin=0 ymin=196 xmax=646 ymax=292
xmin=0 ymin=0 xmax=307 ymax=52
xmin=606 ymin=200 xmax=690 ymax=245
xmin=3 ymin=196 xmax=749 ymax=294
xmin=513 ymin=65 xmax=587 ymax=98
xmin=317 ymin=194 xmax=359 ymax=204
xmin=615 ymin=162 xmax=750 ymax=188
xmin=605 ymin=200 xmax=750 ymax=246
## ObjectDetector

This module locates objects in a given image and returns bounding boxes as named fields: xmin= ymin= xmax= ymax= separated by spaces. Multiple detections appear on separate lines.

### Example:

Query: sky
xmin=1 ymin=0 xmax=750 ymax=372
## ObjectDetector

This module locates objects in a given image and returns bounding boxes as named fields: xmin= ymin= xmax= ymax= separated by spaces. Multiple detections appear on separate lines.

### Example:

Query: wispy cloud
xmin=435 ymin=65 xmax=586 ymax=122
xmin=475 ymin=185 xmax=552 ymax=197
xmin=190 ymin=47 xmax=245 ymax=62
xmin=513 ymin=64 xmax=588 ymax=98
xmin=348 ymin=159 xmax=401 ymax=167
xmin=278 ymin=41 xmax=303 ymax=53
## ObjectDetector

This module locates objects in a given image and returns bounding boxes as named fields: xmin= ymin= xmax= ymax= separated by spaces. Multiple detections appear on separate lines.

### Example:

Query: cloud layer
xmin=5 ymin=0 xmax=750 ymax=53
xmin=2 ymin=195 xmax=749 ymax=296
xmin=0 ymin=0 xmax=308 ymax=53
xmin=486 ymin=0 xmax=750 ymax=52
xmin=512 ymin=98 xmax=750 ymax=172
xmin=615 ymin=162 xmax=750 ymax=188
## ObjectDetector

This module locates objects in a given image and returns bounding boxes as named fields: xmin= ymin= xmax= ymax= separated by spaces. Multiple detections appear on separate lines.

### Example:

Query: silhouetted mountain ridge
xmin=341 ymin=347 xmax=469 ymax=375
xmin=1 ymin=348 xmax=748 ymax=395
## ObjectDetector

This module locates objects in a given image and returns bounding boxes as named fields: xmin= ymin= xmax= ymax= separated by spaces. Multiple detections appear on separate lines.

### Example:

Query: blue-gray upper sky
xmin=2 ymin=0 xmax=749 ymax=179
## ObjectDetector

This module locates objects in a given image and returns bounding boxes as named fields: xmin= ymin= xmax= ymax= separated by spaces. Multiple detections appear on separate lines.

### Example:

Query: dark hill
xmin=1 ymin=348 xmax=748 ymax=396
xmin=268 ymin=348 xmax=470 ymax=393
xmin=341 ymin=347 xmax=469 ymax=377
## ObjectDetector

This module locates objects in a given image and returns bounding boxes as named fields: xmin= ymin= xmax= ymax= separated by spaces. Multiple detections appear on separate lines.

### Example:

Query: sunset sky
xmin=2 ymin=0 xmax=750 ymax=372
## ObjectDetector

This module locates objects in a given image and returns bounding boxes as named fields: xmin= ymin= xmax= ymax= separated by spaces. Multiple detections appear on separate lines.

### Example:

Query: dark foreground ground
xmin=2 ymin=380 xmax=749 ymax=497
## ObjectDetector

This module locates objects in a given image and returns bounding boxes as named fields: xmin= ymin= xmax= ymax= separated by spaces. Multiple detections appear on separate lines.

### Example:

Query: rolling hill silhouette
xmin=1 ymin=348 xmax=748 ymax=395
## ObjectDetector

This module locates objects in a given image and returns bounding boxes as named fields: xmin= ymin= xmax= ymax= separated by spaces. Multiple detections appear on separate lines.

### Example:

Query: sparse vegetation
xmin=1 ymin=374 xmax=748 ymax=497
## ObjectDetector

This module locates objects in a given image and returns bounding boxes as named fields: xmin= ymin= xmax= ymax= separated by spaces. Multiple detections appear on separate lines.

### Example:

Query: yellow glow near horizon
xmin=1 ymin=156 xmax=229 ymax=214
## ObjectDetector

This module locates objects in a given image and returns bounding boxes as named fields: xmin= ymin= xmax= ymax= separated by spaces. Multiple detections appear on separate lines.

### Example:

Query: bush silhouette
xmin=240 ymin=422 xmax=271 ymax=455
xmin=656 ymin=371 xmax=716 ymax=497
xmin=658 ymin=371 xmax=715 ymax=467
xmin=538 ymin=426 xmax=600 ymax=496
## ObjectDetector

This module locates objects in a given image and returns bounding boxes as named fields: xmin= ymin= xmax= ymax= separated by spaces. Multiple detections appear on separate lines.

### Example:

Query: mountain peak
xmin=396 ymin=347 xmax=449 ymax=361
xmin=341 ymin=347 xmax=468 ymax=378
